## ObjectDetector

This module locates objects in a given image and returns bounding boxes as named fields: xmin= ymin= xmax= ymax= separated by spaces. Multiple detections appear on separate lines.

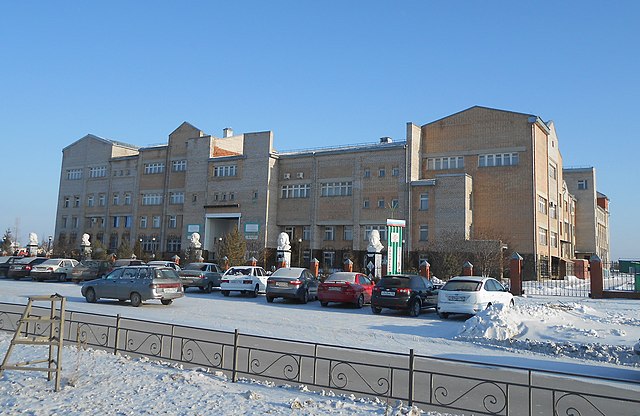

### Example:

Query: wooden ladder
xmin=0 ymin=294 xmax=66 ymax=391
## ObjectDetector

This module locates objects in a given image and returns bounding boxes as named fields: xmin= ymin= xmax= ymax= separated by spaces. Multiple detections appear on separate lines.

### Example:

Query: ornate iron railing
xmin=0 ymin=301 xmax=638 ymax=415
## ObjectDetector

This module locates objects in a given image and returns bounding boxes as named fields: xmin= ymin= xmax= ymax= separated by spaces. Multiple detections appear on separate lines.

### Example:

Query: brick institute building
xmin=55 ymin=106 xmax=610 ymax=279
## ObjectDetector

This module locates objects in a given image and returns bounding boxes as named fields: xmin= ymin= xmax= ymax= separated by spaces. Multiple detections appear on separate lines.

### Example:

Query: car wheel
xmin=58 ymin=273 xmax=67 ymax=282
xmin=320 ymin=301 xmax=329 ymax=307
xmin=130 ymin=292 xmax=142 ymax=307
xmin=204 ymin=282 xmax=213 ymax=294
xmin=355 ymin=294 xmax=364 ymax=309
xmin=300 ymin=290 xmax=309 ymax=304
xmin=408 ymin=299 xmax=421 ymax=317
xmin=161 ymin=299 xmax=173 ymax=305
xmin=266 ymin=296 xmax=274 ymax=303
xmin=251 ymin=284 xmax=259 ymax=298
xmin=222 ymin=290 xmax=230 ymax=297
xmin=438 ymin=311 xmax=449 ymax=319
xmin=85 ymin=288 xmax=97 ymax=303
xmin=371 ymin=306 xmax=382 ymax=314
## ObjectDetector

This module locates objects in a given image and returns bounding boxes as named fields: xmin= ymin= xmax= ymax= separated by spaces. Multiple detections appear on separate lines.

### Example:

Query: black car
xmin=0 ymin=256 xmax=25 ymax=278
xmin=370 ymin=274 xmax=438 ymax=316
xmin=7 ymin=257 xmax=48 ymax=280
xmin=71 ymin=260 xmax=111 ymax=283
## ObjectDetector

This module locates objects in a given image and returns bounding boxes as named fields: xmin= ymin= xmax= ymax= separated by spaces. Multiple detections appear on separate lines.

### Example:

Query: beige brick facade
xmin=55 ymin=107 xmax=609 ymax=278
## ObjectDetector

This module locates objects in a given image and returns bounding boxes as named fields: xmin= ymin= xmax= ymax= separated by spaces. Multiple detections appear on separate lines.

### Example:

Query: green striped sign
xmin=386 ymin=219 xmax=406 ymax=274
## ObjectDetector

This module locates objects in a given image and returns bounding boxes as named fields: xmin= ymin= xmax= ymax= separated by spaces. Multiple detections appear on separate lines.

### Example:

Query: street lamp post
xmin=298 ymin=238 xmax=303 ymax=267
xmin=47 ymin=235 xmax=52 ymax=256
xmin=152 ymin=237 xmax=157 ymax=259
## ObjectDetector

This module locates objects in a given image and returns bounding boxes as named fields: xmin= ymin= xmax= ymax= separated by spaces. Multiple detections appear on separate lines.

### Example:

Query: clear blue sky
xmin=1 ymin=1 xmax=637 ymax=259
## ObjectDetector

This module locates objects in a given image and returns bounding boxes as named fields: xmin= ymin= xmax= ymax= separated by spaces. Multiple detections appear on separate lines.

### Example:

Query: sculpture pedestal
xmin=366 ymin=251 xmax=382 ymax=282
xmin=81 ymin=244 xmax=92 ymax=261
xmin=27 ymin=243 xmax=38 ymax=257
xmin=277 ymin=250 xmax=291 ymax=268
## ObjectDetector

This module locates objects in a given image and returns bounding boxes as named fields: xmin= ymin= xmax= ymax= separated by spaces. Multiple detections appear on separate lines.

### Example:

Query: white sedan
xmin=220 ymin=266 xmax=268 ymax=298
xmin=437 ymin=276 xmax=514 ymax=318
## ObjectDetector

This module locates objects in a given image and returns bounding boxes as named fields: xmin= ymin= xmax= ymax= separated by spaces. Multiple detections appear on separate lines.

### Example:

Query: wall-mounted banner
xmin=386 ymin=219 xmax=406 ymax=274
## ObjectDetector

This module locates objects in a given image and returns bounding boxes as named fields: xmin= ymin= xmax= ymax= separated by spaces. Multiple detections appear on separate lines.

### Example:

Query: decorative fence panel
xmin=0 ymin=302 xmax=638 ymax=415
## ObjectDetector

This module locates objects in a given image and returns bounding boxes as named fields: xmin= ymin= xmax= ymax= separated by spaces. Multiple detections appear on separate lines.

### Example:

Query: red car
xmin=318 ymin=272 xmax=375 ymax=308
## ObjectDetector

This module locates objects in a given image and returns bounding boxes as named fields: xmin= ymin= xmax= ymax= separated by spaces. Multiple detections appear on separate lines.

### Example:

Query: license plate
xmin=328 ymin=287 xmax=341 ymax=291
xmin=381 ymin=290 xmax=395 ymax=297
xmin=448 ymin=295 xmax=466 ymax=301
xmin=164 ymin=288 xmax=177 ymax=293
xmin=276 ymin=282 xmax=288 ymax=287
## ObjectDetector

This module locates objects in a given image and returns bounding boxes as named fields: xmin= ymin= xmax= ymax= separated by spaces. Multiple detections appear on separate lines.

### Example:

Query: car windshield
xmin=441 ymin=280 xmax=482 ymax=291
xmin=326 ymin=273 xmax=356 ymax=283
xmin=154 ymin=269 xmax=178 ymax=279
xmin=226 ymin=268 xmax=251 ymax=276
xmin=185 ymin=264 xmax=206 ymax=271
xmin=378 ymin=277 xmax=411 ymax=288
xmin=270 ymin=268 xmax=302 ymax=278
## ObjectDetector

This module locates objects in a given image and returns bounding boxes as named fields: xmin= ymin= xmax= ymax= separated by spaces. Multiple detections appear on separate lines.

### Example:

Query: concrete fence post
xmin=589 ymin=255 xmax=604 ymax=299
xmin=462 ymin=261 xmax=473 ymax=276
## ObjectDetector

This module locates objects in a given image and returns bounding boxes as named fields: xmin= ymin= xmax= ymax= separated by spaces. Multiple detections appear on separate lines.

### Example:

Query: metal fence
xmin=0 ymin=301 xmax=638 ymax=415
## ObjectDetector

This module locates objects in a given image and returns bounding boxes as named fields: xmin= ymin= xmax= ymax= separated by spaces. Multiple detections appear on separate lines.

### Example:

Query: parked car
xmin=371 ymin=274 xmax=438 ymax=316
xmin=0 ymin=256 xmax=25 ymax=277
xmin=179 ymin=262 xmax=224 ymax=293
xmin=220 ymin=266 xmax=269 ymax=297
xmin=437 ymin=276 xmax=514 ymax=318
xmin=71 ymin=260 xmax=111 ymax=283
xmin=318 ymin=272 xmax=374 ymax=308
xmin=7 ymin=257 xmax=48 ymax=280
xmin=31 ymin=258 xmax=79 ymax=282
xmin=147 ymin=260 xmax=181 ymax=271
xmin=106 ymin=259 xmax=145 ymax=274
xmin=81 ymin=266 xmax=184 ymax=307
xmin=265 ymin=267 xmax=319 ymax=304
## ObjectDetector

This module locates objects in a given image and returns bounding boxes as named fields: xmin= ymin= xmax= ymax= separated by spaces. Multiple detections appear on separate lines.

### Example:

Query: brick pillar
xmin=249 ymin=257 xmax=257 ymax=267
xmin=509 ymin=252 xmax=523 ymax=296
xmin=419 ymin=260 xmax=430 ymax=279
xmin=589 ymin=255 xmax=603 ymax=299
xmin=310 ymin=258 xmax=319 ymax=278
xmin=343 ymin=259 xmax=353 ymax=272
xmin=462 ymin=261 xmax=473 ymax=276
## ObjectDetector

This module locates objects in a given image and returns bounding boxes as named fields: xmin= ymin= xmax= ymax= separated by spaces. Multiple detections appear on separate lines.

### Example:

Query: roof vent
xmin=380 ymin=137 xmax=393 ymax=143
xmin=223 ymin=128 xmax=234 ymax=138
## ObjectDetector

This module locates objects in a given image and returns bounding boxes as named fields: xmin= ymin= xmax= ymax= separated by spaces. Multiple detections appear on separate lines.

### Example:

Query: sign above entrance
xmin=244 ymin=223 xmax=260 ymax=233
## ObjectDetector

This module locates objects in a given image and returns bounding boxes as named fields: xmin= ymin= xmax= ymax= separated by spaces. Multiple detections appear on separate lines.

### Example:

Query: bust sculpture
xmin=28 ymin=232 xmax=38 ymax=246
xmin=189 ymin=232 xmax=202 ymax=249
xmin=367 ymin=230 xmax=384 ymax=253
xmin=81 ymin=233 xmax=91 ymax=246
xmin=276 ymin=232 xmax=291 ymax=251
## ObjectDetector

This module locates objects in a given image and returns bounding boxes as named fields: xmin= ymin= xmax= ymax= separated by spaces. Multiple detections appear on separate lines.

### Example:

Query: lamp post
xmin=298 ymin=238 xmax=303 ymax=267
xmin=152 ymin=237 xmax=157 ymax=259
xmin=217 ymin=237 xmax=223 ymax=261
xmin=47 ymin=235 xmax=52 ymax=256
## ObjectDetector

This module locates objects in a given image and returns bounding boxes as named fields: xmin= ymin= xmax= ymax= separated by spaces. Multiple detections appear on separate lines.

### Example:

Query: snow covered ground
xmin=0 ymin=279 xmax=639 ymax=415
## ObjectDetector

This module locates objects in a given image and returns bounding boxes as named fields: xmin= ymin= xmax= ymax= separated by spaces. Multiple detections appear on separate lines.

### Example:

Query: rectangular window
xmin=166 ymin=237 xmax=181 ymax=252
xmin=284 ymin=226 xmax=295 ymax=240
xmin=170 ymin=192 xmax=185 ymax=204
xmin=113 ymin=194 xmax=119 ymax=206
xmin=324 ymin=226 xmax=335 ymax=241
xmin=538 ymin=196 xmax=548 ymax=215
xmin=302 ymin=226 xmax=311 ymax=241
xmin=89 ymin=166 xmax=107 ymax=178
xmin=549 ymin=202 xmax=557 ymax=219
xmin=144 ymin=163 xmax=165 ymax=174
xmin=343 ymin=225 xmax=353 ymax=241
xmin=62 ymin=216 xmax=68 ymax=228
xmin=72 ymin=217 xmax=79 ymax=228
xmin=66 ymin=169 xmax=82 ymax=180
xmin=214 ymin=165 xmax=237 ymax=177
xmin=378 ymin=168 xmax=386 ymax=177
xmin=281 ymin=184 xmax=311 ymax=199
xmin=323 ymin=251 xmax=335 ymax=269
xmin=419 ymin=193 xmax=429 ymax=210
xmin=98 ymin=194 xmax=106 ymax=206
xmin=392 ymin=167 xmax=400 ymax=177
xmin=112 ymin=216 xmax=120 ymax=228
xmin=478 ymin=152 xmax=519 ymax=167
xmin=124 ymin=193 xmax=131 ymax=205
xmin=539 ymin=227 xmax=548 ymax=246
xmin=578 ymin=179 xmax=588 ymax=190
xmin=427 ymin=156 xmax=464 ymax=170
xmin=391 ymin=199 xmax=399 ymax=208
xmin=549 ymin=164 xmax=557 ymax=180
xmin=377 ymin=198 xmax=385 ymax=208
xmin=124 ymin=216 xmax=132 ymax=228
xmin=172 ymin=160 xmax=187 ymax=172
xmin=168 ymin=215 xmax=177 ymax=229
xmin=140 ymin=216 xmax=147 ymax=229
xmin=87 ymin=195 xmax=94 ymax=207
xmin=363 ymin=169 xmax=371 ymax=178
xmin=142 ymin=193 xmax=163 ymax=205
xmin=74 ymin=196 xmax=81 ymax=208
xmin=363 ymin=199 xmax=370 ymax=209
xmin=364 ymin=226 xmax=387 ymax=242
xmin=320 ymin=182 xmax=353 ymax=197
xmin=152 ymin=216 xmax=161 ymax=228
xmin=550 ymin=232 xmax=558 ymax=248
xmin=64 ymin=197 xmax=70 ymax=208
xmin=419 ymin=225 xmax=429 ymax=241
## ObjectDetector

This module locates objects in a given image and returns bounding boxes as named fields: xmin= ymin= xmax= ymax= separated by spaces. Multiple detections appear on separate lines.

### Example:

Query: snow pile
xmin=634 ymin=340 xmax=640 ymax=356
xmin=455 ymin=304 xmax=523 ymax=341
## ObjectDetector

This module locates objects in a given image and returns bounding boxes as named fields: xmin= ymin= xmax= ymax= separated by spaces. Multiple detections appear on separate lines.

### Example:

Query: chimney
xmin=223 ymin=128 xmax=234 ymax=138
